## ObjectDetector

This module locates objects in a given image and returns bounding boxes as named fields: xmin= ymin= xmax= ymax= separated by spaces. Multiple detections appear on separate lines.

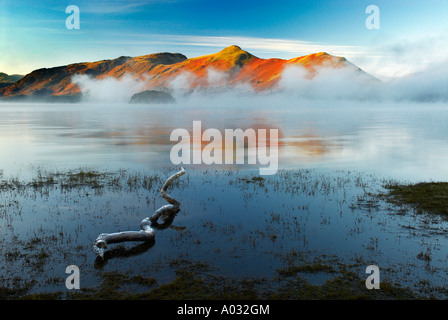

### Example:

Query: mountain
xmin=0 ymin=72 xmax=24 ymax=89
xmin=0 ymin=53 xmax=186 ymax=99
xmin=0 ymin=45 xmax=374 ymax=100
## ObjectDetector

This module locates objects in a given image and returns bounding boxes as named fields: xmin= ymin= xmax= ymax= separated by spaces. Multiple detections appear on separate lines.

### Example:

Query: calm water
xmin=1 ymin=98 xmax=448 ymax=297
xmin=1 ymin=99 xmax=448 ymax=181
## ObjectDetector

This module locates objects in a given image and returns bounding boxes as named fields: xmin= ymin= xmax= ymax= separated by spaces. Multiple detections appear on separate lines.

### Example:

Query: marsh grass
xmin=17 ymin=256 xmax=419 ymax=300
xmin=383 ymin=182 xmax=448 ymax=217
xmin=0 ymin=167 xmax=447 ymax=299
xmin=0 ymin=168 xmax=163 ymax=193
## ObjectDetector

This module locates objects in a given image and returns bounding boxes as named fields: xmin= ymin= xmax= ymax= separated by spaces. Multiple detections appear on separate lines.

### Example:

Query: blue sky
xmin=1 ymin=0 xmax=447 ymax=79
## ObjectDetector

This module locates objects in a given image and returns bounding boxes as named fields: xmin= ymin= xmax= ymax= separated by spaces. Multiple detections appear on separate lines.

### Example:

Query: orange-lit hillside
xmin=138 ymin=46 xmax=353 ymax=92
xmin=0 ymin=45 xmax=368 ymax=98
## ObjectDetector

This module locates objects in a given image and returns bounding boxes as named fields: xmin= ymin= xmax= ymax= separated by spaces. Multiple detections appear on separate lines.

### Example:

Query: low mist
xmin=278 ymin=61 xmax=448 ymax=103
xmin=70 ymin=60 xmax=448 ymax=105
xmin=72 ymin=74 xmax=145 ymax=103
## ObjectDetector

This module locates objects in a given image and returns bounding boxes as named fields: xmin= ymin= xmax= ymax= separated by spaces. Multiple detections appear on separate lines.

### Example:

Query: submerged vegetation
xmin=16 ymin=257 xmax=419 ymax=300
xmin=383 ymin=182 xmax=448 ymax=217
xmin=0 ymin=167 xmax=447 ymax=299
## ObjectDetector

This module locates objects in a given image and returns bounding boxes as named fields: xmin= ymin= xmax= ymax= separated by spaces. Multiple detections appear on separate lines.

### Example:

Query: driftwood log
xmin=93 ymin=167 xmax=186 ymax=258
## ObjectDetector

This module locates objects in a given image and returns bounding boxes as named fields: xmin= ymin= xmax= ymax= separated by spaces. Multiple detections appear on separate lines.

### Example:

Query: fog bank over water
xmin=70 ymin=60 xmax=448 ymax=104
xmin=72 ymin=74 xmax=146 ymax=103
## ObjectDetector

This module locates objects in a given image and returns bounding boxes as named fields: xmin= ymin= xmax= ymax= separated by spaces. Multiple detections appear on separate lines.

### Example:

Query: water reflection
xmin=94 ymin=239 xmax=156 ymax=269
xmin=94 ymin=210 xmax=183 ymax=268
xmin=283 ymin=132 xmax=340 ymax=157
xmin=0 ymin=101 xmax=448 ymax=181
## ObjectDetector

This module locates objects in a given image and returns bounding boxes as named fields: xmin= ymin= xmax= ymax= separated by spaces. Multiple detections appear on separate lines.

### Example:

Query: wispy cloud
xmin=115 ymin=34 xmax=368 ymax=58
xmin=80 ymin=0 xmax=169 ymax=14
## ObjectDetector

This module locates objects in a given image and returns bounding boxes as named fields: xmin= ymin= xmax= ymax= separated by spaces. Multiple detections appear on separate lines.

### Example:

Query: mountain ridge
xmin=0 ymin=45 xmax=374 ymax=100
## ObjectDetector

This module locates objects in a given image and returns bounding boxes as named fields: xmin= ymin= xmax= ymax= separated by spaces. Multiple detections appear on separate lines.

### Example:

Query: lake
xmin=1 ymin=98 xmax=448 ymax=181
xmin=1 ymin=97 xmax=448 ymax=298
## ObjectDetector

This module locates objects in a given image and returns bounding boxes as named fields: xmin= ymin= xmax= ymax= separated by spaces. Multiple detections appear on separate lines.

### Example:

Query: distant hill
xmin=0 ymin=72 xmax=24 ymax=89
xmin=0 ymin=45 xmax=376 ymax=100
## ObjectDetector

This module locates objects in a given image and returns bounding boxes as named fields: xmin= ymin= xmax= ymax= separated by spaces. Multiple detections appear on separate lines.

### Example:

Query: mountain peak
xmin=217 ymin=45 xmax=252 ymax=56
xmin=210 ymin=45 xmax=255 ymax=67
xmin=220 ymin=45 xmax=243 ymax=52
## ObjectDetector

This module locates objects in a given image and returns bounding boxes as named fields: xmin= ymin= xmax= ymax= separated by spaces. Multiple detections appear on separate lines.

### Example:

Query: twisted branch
xmin=93 ymin=167 xmax=186 ymax=258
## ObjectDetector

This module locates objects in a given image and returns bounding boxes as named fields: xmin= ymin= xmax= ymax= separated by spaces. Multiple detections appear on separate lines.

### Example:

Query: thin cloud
xmin=80 ymin=0 xmax=170 ymax=14
xmin=115 ymin=34 xmax=368 ymax=58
